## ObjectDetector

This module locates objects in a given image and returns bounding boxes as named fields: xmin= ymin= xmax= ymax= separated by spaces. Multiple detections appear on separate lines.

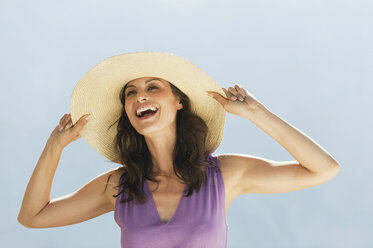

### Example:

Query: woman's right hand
xmin=48 ymin=113 xmax=91 ymax=150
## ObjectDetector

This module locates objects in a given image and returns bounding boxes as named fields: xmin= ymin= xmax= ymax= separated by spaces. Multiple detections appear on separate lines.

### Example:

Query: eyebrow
xmin=126 ymin=78 xmax=161 ymax=89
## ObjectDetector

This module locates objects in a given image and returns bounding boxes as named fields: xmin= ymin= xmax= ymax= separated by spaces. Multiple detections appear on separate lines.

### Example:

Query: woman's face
xmin=124 ymin=77 xmax=183 ymax=135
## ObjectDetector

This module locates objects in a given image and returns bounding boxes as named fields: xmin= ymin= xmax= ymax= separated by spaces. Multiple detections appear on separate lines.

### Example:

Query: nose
xmin=136 ymin=94 xmax=149 ymax=103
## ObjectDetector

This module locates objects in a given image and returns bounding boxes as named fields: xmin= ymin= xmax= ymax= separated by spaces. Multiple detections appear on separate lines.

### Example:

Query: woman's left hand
xmin=207 ymin=84 xmax=262 ymax=118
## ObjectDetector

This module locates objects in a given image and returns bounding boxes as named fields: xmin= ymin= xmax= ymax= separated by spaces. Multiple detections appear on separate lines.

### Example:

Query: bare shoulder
xmin=215 ymin=154 xmax=244 ymax=202
xmin=101 ymin=166 xmax=127 ymax=210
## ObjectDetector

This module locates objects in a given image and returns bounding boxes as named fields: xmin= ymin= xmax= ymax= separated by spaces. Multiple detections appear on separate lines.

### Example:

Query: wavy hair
xmin=107 ymin=79 xmax=215 ymax=204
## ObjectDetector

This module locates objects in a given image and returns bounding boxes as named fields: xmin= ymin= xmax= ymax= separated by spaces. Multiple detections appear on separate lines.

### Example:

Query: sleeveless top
xmin=114 ymin=154 xmax=228 ymax=248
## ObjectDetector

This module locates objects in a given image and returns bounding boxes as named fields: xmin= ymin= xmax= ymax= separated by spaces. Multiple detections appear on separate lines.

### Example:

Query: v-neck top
xmin=114 ymin=153 xmax=228 ymax=248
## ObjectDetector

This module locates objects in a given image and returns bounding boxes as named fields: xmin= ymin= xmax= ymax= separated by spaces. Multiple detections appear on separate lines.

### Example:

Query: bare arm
xmin=18 ymin=158 xmax=120 ymax=228
xmin=17 ymin=113 xmax=121 ymax=228
xmin=17 ymin=138 xmax=63 ymax=225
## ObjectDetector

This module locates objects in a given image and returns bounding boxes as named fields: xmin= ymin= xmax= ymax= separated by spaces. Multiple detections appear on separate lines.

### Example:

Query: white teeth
xmin=136 ymin=105 xmax=158 ymax=116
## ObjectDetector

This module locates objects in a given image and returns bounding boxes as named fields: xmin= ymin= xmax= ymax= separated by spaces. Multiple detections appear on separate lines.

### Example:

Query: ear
xmin=176 ymin=96 xmax=183 ymax=110
xmin=178 ymin=102 xmax=183 ymax=110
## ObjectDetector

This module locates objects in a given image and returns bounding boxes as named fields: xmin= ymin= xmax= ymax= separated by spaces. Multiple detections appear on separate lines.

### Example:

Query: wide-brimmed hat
xmin=70 ymin=51 xmax=227 ymax=165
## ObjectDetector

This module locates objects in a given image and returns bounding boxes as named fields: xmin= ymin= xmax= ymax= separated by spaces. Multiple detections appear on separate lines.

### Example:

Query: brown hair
xmin=107 ymin=79 xmax=215 ymax=204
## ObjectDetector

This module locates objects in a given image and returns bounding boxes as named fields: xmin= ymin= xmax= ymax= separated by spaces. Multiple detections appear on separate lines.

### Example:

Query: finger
xmin=59 ymin=114 xmax=69 ymax=130
xmin=223 ymin=88 xmax=237 ymax=101
xmin=222 ymin=88 xmax=231 ymax=99
xmin=227 ymin=87 xmax=238 ymax=100
xmin=59 ymin=114 xmax=68 ymax=126
xmin=228 ymin=86 xmax=238 ymax=96
xmin=206 ymin=91 xmax=229 ymax=107
xmin=72 ymin=114 xmax=90 ymax=132
xmin=234 ymin=85 xmax=246 ymax=101
xmin=225 ymin=87 xmax=237 ymax=100
xmin=64 ymin=119 xmax=73 ymax=129
xmin=234 ymin=85 xmax=246 ymax=97
xmin=61 ymin=113 xmax=71 ymax=128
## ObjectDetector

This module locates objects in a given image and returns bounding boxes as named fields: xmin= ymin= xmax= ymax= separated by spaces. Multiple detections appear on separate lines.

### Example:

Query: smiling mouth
xmin=136 ymin=108 xmax=159 ymax=119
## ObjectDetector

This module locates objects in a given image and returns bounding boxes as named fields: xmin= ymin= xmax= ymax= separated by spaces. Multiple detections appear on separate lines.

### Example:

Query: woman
xmin=18 ymin=52 xmax=340 ymax=248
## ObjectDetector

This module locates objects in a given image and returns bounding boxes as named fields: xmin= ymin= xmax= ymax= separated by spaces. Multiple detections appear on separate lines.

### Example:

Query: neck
xmin=144 ymin=121 xmax=177 ymax=177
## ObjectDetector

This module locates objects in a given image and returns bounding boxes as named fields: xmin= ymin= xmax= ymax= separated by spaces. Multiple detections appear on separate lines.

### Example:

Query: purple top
xmin=114 ymin=154 xmax=228 ymax=248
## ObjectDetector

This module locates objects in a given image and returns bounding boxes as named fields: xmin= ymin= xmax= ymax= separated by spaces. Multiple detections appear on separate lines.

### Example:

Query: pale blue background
xmin=1 ymin=0 xmax=372 ymax=247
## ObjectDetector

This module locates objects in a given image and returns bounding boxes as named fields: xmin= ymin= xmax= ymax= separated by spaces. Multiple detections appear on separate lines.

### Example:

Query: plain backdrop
xmin=1 ymin=0 xmax=372 ymax=247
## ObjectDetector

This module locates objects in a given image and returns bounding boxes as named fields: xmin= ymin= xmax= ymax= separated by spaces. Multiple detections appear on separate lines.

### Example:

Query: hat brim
xmin=70 ymin=51 xmax=226 ymax=164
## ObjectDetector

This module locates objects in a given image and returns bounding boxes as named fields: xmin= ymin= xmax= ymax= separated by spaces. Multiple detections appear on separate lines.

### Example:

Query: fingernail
xmin=207 ymin=92 xmax=213 ymax=97
xmin=85 ymin=115 xmax=91 ymax=120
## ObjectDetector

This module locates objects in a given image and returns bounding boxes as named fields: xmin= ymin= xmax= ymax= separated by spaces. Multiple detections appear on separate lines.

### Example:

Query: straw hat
xmin=70 ymin=51 xmax=227 ymax=165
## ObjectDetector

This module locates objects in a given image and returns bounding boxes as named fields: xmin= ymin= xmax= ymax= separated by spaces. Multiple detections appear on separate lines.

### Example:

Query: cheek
xmin=161 ymin=104 xmax=179 ymax=120
xmin=124 ymin=106 xmax=132 ymax=117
